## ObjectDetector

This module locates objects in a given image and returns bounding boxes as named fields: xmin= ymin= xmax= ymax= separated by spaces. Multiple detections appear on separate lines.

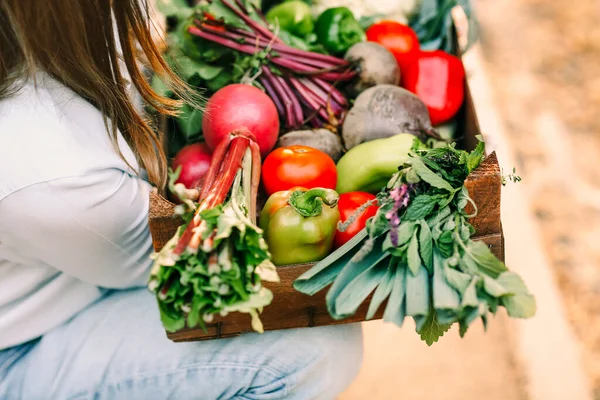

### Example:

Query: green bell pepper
xmin=266 ymin=1 xmax=314 ymax=37
xmin=314 ymin=7 xmax=366 ymax=55
xmin=259 ymin=187 xmax=340 ymax=266
xmin=336 ymin=134 xmax=416 ymax=194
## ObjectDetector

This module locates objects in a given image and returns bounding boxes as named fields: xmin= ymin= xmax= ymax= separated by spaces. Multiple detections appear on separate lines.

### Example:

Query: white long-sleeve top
xmin=0 ymin=75 xmax=155 ymax=350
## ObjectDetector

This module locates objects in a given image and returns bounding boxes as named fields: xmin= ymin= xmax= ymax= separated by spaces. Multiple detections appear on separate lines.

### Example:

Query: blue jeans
xmin=0 ymin=289 xmax=363 ymax=399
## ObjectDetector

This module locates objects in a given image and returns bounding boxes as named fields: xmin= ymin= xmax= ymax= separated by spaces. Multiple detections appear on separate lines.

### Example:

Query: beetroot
xmin=202 ymin=84 xmax=280 ymax=157
xmin=171 ymin=143 xmax=213 ymax=189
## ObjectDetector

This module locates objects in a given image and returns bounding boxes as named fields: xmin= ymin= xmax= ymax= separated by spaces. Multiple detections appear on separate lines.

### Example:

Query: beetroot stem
xmin=259 ymin=76 xmax=284 ymax=116
xmin=262 ymin=66 xmax=297 ymax=128
xmin=220 ymin=0 xmax=282 ymax=42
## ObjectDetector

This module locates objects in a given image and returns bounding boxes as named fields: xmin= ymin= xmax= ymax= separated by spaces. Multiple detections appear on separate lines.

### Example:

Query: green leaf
xmin=156 ymin=0 xmax=193 ymax=19
xmin=501 ymin=293 xmax=537 ymax=318
xmin=397 ymin=221 xmax=417 ymax=246
xmin=223 ymin=288 xmax=274 ymax=333
xmin=427 ymin=206 xmax=451 ymax=227
xmin=461 ymin=278 xmax=479 ymax=308
xmin=326 ymin=236 xmax=387 ymax=319
xmin=482 ymin=275 xmax=509 ymax=297
xmin=334 ymin=256 xmax=390 ymax=318
xmin=176 ymin=103 xmax=204 ymax=138
xmin=358 ymin=14 xmax=385 ymax=31
xmin=418 ymin=221 xmax=433 ymax=271
xmin=466 ymin=140 xmax=486 ymax=173
xmin=366 ymin=265 xmax=395 ymax=320
xmin=407 ymin=232 xmax=421 ymax=276
xmin=410 ymin=156 xmax=456 ymax=192
xmin=174 ymin=56 xmax=225 ymax=81
xmin=497 ymin=272 xmax=537 ymax=318
xmin=445 ymin=266 xmax=471 ymax=293
xmin=404 ymin=195 xmax=437 ymax=220
xmin=382 ymin=266 xmax=407 ymax=327
xmin=417 ymin=310 xmax=452 ymax=346
xmin=405 ymin=265 xmax=429 ymax=317
xmin=464 ymin=240 xmax=508 ymax=278
xmin=432 ymin=251 xmax=460 ymax=312
xmin=458 ymin=306 xmax=479 ymax=337
xmin=187 ymin=296 xmax=211 ymax=328
xmin=496 ymin=272 xmax=531 ymax=295
xmin=158 ymin=301 xmax=185 ymax=333
xmin=294 ymin=229 xmax=368 ymax=295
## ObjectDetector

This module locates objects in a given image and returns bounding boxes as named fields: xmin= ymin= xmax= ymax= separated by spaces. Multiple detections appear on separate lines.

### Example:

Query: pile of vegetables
xmin=149 ymin=0 xmax=535 ymax=345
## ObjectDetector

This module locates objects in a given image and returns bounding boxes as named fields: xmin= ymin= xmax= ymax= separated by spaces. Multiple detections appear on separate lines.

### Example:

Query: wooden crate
xmin=148 ymin=49 xmax=504 ymax=343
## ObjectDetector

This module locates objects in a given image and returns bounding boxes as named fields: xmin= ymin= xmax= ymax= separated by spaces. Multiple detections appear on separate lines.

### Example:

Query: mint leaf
xmin=461 ymin=278 xmax=479 ymax=308
xmin=418 ymin=310 xmax=452 ymax=346
xmin=466 ymin=140 xmax=485 ymax=173
xmin=482 ymin=275 xmax=509 ymax=297
xmin=497 ymin=272 xmax=537 ymax=318
xmin=501 ymin=293 xmax=537 ymax=318
xmin=445 ymin=266 xmax=471 ymax=293
xmin=397 ymin=221 xmax=417 ymax=246
xmin=463 ymin=240 xmax=508 ymax=278
xmin=410 ymin=155 xmax=456 ymax=192
xmin=404 ymin=195 xmax=437 ymax=220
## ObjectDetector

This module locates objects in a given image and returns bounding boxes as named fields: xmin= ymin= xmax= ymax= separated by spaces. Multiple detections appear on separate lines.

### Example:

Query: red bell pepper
xmin=334 ymin=192 xmax=379 ymax=248
xmin=402 ymin=50 xmax=466 ymax=126
xmin=365 ymin=21 xmax=420 ymax=79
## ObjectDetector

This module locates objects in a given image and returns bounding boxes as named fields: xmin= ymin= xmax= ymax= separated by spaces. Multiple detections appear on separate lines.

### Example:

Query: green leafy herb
xmin=294 ymin=138 xmax=536 ymax=346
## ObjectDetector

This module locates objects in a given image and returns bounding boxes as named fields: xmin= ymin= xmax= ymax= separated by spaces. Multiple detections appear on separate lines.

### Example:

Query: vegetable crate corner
xmin=148 ymin=0 xmax=536 ymax=346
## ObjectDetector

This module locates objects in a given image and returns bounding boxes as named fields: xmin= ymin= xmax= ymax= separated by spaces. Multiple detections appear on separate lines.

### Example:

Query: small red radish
xmin=202 ymin=84 xmax=280 ymax=157
xmin=171 ymin=143 xmax=213 ymax=189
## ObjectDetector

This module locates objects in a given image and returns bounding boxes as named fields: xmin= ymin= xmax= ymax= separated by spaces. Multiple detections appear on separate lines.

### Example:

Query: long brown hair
xmin=0 ymin=0 xmax=191 ymax=188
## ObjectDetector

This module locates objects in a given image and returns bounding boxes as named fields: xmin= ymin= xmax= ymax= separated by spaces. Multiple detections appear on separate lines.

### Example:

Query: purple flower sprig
xmin=387 ymin=183 xmax=414 ymax=247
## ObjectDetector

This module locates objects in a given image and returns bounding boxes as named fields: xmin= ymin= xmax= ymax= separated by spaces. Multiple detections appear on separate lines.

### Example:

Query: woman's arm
xmin=0 ymin=169 xmax=157 ymax=289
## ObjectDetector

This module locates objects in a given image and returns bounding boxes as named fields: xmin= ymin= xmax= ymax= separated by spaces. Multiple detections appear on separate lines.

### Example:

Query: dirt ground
xmin=474 ymin=0 xmax=600 ymax=397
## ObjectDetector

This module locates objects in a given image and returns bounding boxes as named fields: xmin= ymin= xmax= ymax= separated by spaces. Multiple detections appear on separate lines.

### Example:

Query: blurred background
xmin=339 ymin=0 xmax=599 ymax=399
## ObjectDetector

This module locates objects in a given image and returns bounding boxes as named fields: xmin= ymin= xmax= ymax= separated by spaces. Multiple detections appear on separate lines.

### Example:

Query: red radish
xmin=202 ymin=84 xmax=280 ymax=157
xmin=171 ymin=143 xmax=213 ymax=189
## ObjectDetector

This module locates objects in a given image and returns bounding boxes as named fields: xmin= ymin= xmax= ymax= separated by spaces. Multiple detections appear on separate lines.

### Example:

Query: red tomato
xmin=334 ymin=192 xmax=379 ymax=248
xmin=402 ymin=50 xmax=465 ymax=126
xmin=366 ymin=21 xmax=420 ymax=79
xmin=262 ymin=145 xmax=337 ymax=196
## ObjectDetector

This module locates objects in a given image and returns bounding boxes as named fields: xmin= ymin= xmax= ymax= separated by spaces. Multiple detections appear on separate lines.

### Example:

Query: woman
xmin=0 ymin=1 xmax=363 ymax=399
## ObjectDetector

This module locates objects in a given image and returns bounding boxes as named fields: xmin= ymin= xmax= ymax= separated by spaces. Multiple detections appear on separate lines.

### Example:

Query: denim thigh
xmin=0 ymin=288 xmax=363 ymax=400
